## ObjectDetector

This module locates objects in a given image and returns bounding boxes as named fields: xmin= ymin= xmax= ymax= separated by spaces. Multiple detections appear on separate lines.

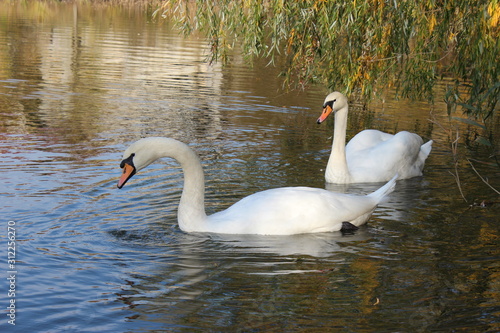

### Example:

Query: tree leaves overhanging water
xmin=156 ymin=0 xmax=499 ymax=122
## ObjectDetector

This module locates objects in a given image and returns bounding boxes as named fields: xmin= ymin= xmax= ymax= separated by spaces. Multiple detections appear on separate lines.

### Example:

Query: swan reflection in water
xmin=204 ymin=229 xmax=371 ymax=258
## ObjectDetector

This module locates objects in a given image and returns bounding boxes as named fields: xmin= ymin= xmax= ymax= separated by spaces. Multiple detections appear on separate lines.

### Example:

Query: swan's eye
xmin=323 ymin=99 xmax=335 ymax=108
xmin=120 ymin=153 xmax=135 ymax=168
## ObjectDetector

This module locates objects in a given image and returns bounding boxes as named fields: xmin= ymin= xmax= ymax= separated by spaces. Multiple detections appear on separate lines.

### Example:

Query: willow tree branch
xmin=467 ymin=158 xmax=500 ymax=195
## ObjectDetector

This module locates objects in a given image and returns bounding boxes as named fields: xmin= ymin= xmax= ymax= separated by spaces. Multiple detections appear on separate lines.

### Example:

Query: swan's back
xmin=346 ymin=129 xmax=395 ymax=153
xmin=204 ymin=182 xmax=394 ymax=235
xmin=345 ymin=130 xmax=431 ymax=182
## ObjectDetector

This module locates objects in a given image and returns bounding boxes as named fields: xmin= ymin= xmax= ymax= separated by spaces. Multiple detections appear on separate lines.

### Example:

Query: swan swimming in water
xmin=117 ymin=137 xmax=397 ymax=235
xmin=317 ymin=92 xmax=433 ymax=184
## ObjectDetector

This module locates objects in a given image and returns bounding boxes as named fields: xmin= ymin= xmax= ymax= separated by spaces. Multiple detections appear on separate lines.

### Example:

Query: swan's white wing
xmin=346 ymin=129 xmax=394 ymax=153
xmin=347 ymin=131 xmax=426 ymax=182
xmin=206 ymin=187 xmax=380 ymax=235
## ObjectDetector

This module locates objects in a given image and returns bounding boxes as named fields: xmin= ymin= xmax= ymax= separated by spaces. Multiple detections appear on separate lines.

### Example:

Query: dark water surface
xmin=0 ymin=2 xmax=499 ymax=332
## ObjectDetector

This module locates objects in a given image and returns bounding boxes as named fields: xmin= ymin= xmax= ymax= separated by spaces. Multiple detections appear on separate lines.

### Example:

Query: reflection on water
xmin=0 ymin=2 xmax=499 ymax=332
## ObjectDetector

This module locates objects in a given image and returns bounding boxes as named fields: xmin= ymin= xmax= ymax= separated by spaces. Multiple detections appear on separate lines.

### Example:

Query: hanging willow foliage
xmin=155 ymin=0 xmax=499 ymax=119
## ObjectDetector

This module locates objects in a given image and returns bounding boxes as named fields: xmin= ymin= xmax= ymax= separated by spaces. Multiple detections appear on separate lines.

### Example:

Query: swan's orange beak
xmin=117 ymin=163 xmax=136 ymax=189
xmin=317 ymin=104 xmax=333 ymax=124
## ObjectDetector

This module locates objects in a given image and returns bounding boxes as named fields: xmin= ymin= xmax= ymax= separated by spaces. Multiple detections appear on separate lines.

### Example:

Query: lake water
xmin=0 ymin=2 xmax=499 ymax=332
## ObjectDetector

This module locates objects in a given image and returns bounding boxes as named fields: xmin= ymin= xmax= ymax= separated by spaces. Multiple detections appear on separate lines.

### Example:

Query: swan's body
xmin=117 ymin=137 xmax=396 ymax=235
xmin=317 ymin=92 xmax=433 ymax=184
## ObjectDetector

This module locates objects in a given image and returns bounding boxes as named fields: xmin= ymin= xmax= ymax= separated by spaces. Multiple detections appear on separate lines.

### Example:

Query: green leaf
xmin=474 ymin=136 xmax=492 ymax=147
xmin=456 ymin=102 xmax=479 ymax=112
xmin=451 ymin=117 xmax=486 ymax=130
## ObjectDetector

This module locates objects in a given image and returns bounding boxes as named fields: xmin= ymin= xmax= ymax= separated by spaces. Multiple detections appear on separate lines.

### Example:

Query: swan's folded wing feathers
xmin=207 ymin=187 xmax=379 ymax=235
xmin=346 ymin=131 xmax=427 ymax=181
xmin=346 ymin=129 xmax=394 ymax=153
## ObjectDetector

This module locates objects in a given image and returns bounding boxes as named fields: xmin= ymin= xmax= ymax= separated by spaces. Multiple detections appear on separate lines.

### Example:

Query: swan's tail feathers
xmin=368 ymin=174 xmax=398 ymax=203
xmin=420 ymin=140 xmax=433 ymax=160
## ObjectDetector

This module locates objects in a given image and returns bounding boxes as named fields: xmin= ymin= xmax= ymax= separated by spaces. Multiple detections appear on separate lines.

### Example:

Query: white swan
xmin=317 ymin=92 xmax=433 ymax=184
xmin=117 ymin=137 xmax=397 ymax=235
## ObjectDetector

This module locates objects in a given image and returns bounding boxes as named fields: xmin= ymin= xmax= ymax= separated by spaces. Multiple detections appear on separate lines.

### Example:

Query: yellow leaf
xmin=488 ymin=2 xmax=500 ymax=28
xmin=429 ymin=14 xmax=437 ymax=33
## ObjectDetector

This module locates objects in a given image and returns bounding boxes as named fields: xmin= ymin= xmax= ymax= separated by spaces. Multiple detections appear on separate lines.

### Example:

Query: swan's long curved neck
xmin=326 ymin=106 xmax=351 ymax=181
xmin=157 ymin=139 xmax=207 ymax=231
